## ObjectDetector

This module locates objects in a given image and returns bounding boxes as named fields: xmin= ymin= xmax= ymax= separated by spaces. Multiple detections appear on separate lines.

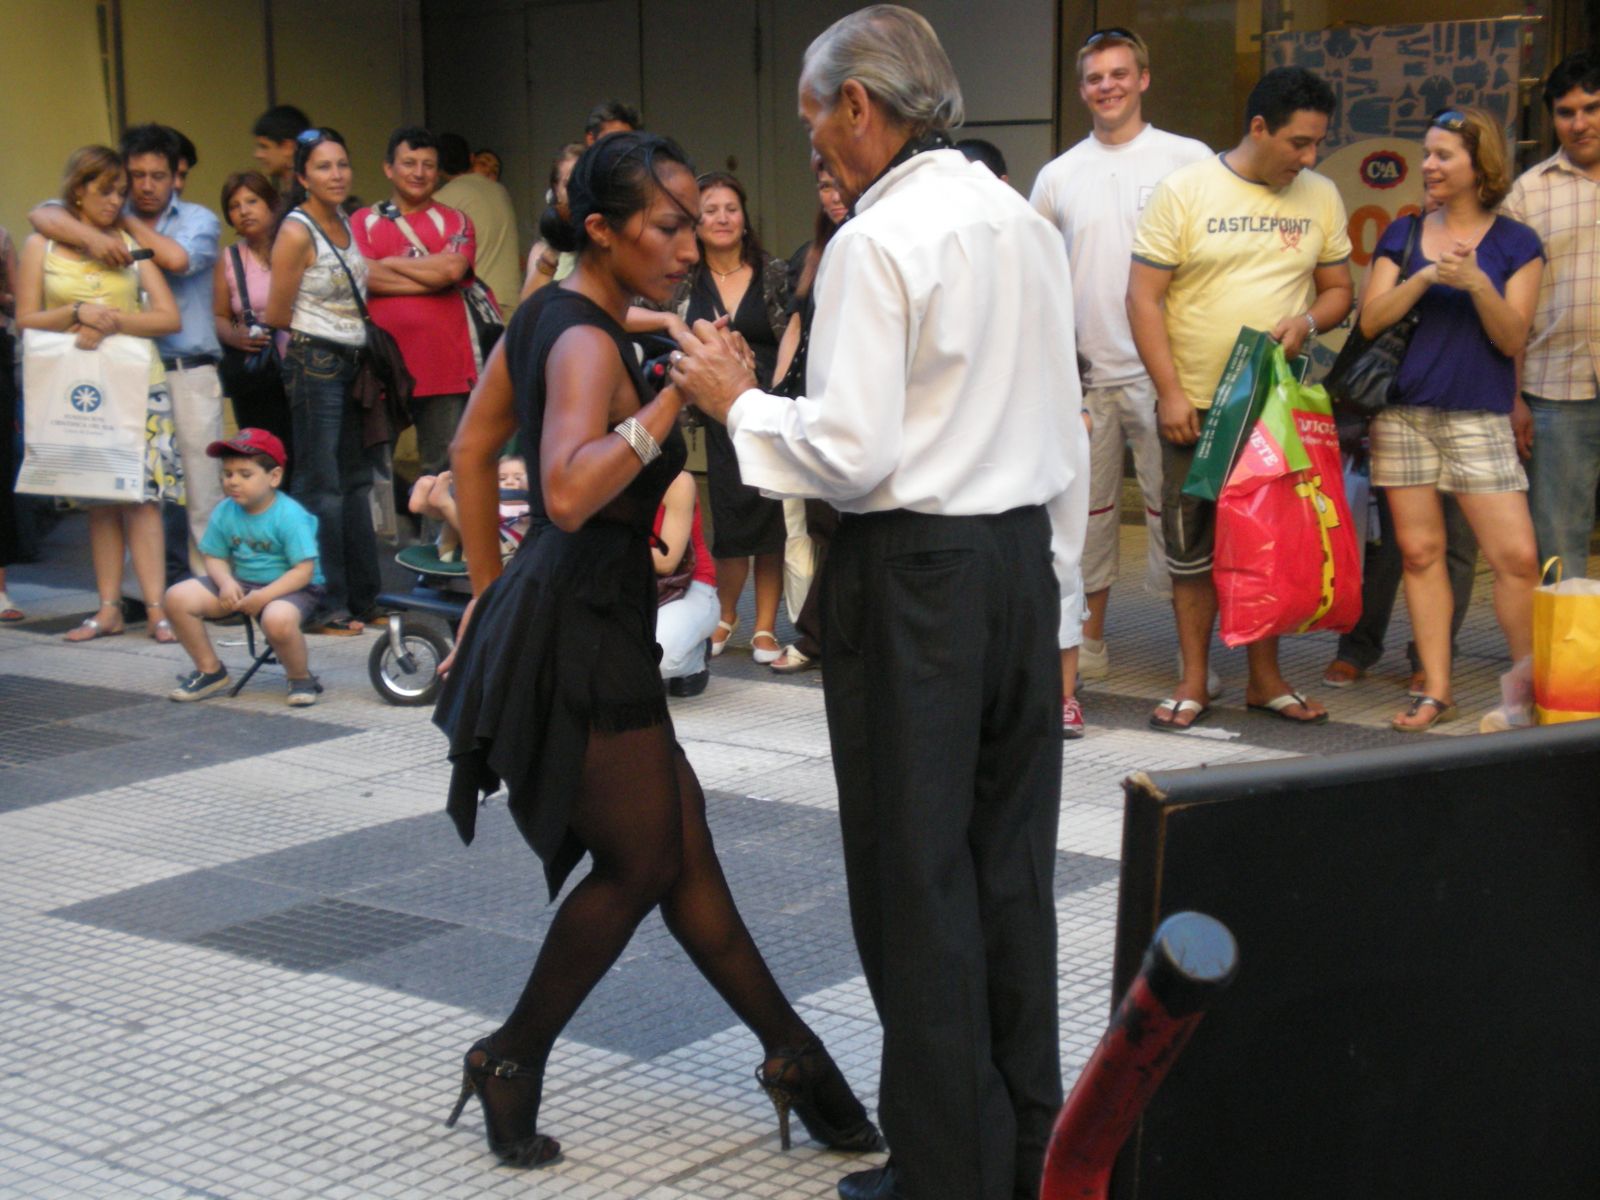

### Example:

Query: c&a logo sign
xmin=1359 ymin=150 xmax=1407 ymax=191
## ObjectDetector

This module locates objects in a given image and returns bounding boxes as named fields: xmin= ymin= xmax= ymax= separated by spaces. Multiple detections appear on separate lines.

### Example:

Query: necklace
xmin=708 ymin=260 xmax=748 ymax=281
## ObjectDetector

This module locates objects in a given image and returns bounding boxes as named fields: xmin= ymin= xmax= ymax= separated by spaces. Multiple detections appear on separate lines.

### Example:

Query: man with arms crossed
xmin=1503 ymin=50 xmax=1600 ymax=581
xmin=1030 ymin=26 xmax=1209 ymax=730
xmin=353 ymin=127 xmax=478 ymax=499
xmin=1128 ymin=65 xmax=1353 ymax=730
xmin=672 ymin=9 xmax=1086 ymax=1199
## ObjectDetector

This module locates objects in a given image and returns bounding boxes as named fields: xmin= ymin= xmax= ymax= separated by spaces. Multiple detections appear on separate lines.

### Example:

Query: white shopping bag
xmin=18 ymin=330 xmax=151 ymax=501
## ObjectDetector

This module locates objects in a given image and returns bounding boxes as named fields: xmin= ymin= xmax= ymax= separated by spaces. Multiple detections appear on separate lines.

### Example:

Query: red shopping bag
xmin=1215 ymin=348 xmax=1362 ymax=648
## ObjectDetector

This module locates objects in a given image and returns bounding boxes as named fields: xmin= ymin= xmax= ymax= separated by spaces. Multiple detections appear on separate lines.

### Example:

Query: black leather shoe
xmin=667 ymin=667 xmax=709 ymax=697
xmin=838 ymin=1163 xmax=903 ymax=1200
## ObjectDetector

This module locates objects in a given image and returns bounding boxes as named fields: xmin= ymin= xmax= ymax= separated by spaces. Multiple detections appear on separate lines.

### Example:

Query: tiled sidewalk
xmin=0 ymin=516 xmax=1570 ymax=1198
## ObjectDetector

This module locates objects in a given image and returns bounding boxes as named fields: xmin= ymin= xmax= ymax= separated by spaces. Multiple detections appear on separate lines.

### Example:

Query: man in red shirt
xmin=353 ymin=127 xmax=482 ymax=493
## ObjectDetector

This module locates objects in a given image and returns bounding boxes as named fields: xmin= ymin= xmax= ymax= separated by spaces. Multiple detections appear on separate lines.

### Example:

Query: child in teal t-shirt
xmin=163 ymin=429 xmax=327 ymax=706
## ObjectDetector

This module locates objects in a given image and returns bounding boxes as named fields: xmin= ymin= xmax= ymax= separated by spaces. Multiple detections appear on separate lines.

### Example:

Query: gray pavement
xmin=0 ymin=508 xmax=1580 ymax=1198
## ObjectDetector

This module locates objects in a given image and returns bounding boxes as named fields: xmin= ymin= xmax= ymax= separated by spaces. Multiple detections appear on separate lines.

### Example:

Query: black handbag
xmin=301 ymin=210 xmax=415 ymax=448
xmin=218 ymin=245 xmax=282 ymax=398
xmin=1324 ymin=214 xmax=1424 ymax=417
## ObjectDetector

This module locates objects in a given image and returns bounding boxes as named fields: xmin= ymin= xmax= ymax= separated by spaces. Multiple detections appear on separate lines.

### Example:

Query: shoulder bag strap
xmin=1397 ymin=214 xmax=1424 ymax=284
xmin=228 ymin=244 xmax=257 ymax=325
xmin=388 ymin=209 xmax=432 ymax=257
xmin=298 ymin=207 xmax=372 ymax=323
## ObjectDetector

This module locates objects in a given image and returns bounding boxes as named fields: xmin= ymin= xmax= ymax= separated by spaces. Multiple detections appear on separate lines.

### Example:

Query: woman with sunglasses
xmin=262 ymin=127 xmax=380 ymax=634
xmin=433 ymin=132 xmax=880 ymax=1172
xmin=1358 ymin=107 xmax=1543 ymax=732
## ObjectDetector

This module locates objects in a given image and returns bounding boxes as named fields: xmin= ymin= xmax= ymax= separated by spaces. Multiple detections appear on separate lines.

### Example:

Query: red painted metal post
xmin=1040 ymin=911 xmax=1238 ymax=1200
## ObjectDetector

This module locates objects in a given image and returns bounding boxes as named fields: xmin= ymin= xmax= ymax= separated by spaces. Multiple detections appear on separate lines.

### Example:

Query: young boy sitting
xmin=164 ymin=428 xmax=326 ymax=706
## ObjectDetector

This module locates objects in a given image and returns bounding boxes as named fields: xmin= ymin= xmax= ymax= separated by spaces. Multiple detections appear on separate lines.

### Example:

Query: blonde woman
xmin=1358 ymin=107 xmax=1543 ymax=731
xmin=15 ymin=146 xmax=183 ymax=642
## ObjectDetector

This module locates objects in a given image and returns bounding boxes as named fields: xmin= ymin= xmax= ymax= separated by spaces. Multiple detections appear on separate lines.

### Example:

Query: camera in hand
xmin=129 ymin=247 xmax=155 ymax=261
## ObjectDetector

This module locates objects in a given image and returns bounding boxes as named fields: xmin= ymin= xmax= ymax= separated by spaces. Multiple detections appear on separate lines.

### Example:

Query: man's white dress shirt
xmin=728 ymin=148 xmax=1085 ymax=522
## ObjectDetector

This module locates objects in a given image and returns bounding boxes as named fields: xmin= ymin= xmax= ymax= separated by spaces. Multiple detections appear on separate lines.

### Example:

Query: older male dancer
xmin=670 ymin=8 xmax=1087 ymax=1198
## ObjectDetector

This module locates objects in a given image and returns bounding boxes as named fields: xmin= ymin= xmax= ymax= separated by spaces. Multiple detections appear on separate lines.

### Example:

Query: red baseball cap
xmin=207 ymin=428 xmax=286 ymax=468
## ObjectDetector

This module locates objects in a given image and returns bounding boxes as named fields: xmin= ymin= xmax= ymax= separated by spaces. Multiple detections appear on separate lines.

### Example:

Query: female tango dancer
xmin=432 ymin=130 xmax=882 ymax=1170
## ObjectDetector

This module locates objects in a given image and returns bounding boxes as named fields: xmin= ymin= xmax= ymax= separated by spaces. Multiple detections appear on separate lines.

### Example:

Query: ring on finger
xmin=669 ymin=350 xmax=685 ymax=365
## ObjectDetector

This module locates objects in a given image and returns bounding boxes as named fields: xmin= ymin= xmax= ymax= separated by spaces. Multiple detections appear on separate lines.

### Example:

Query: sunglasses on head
xmin=296 ymin=128 xmax=326 ymax=145
xmin=1431 ymin=110 xmax=1468 ymax=132
xmin=1083 ymin=27 xmax=1137 ymax=47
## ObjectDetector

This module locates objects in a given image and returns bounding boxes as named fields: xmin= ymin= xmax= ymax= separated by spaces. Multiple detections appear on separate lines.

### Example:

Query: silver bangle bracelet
xmin=614 ymin=416 xmax=662 ymax=465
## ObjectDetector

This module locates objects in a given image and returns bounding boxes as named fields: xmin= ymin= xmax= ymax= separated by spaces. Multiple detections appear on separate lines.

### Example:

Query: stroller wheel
xmin=368 ymin=617 xmax=452 ymax=706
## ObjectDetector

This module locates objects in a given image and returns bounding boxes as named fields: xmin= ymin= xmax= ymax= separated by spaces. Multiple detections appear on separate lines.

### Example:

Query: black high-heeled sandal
xmin=445 ymin=1039 xmax=562 ymax=1169
xmin=757 ymin=1038 xmax=885 ymax=1152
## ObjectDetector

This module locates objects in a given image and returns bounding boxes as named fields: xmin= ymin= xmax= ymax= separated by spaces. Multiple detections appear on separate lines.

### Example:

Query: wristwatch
xmin=72 ymin=300 xmax=83 ymax=324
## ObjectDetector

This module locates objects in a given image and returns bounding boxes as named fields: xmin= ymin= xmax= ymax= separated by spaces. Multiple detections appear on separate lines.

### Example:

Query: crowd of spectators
xmin=2 ymin=39 xmax=1597 ymax=732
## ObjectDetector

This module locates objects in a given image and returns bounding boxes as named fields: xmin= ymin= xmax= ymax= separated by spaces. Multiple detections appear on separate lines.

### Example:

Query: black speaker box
xmin=1111 ymin=720 xmax=1600 ymax=1198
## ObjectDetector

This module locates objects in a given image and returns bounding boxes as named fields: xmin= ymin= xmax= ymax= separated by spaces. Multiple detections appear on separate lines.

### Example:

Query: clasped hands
xmin=667 ymin=318 xmax=759 ymax=425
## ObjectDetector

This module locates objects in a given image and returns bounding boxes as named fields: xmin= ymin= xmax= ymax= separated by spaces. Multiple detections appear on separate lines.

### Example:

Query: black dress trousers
xmin=821 ymin=504 xmax=1064 ymax=1200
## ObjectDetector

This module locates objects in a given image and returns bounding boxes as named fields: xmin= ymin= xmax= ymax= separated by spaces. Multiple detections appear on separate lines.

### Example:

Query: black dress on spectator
xmin=684 ymin=258 xmax=788 ymax=558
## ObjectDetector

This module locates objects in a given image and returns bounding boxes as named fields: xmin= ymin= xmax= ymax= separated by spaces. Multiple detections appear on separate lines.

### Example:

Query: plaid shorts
xmin=1369 ymin=406 xmax=1527 ymax=494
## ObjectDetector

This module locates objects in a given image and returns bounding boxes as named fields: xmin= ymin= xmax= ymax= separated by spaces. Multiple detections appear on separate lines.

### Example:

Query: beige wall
xmin=0 ymin=0 xmax=112 ymax=244
xmin=0 ymin=0 xmax=418 ymax=253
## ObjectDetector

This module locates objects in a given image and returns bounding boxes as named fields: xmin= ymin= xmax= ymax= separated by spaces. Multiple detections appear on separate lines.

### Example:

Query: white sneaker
xmin=1078 ymin=638 xmax=1109 ymax=680
xmin=1480 ymin=658 xmax=1534 ymax=733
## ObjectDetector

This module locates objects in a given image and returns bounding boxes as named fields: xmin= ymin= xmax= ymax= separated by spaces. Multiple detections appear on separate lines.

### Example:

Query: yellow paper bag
xmin=1532 ymin=559 xmax=1600 ymax=725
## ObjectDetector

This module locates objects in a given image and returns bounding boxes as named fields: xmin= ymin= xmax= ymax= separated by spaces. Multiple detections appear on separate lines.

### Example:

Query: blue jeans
xmin=1525 ymin=394 xmax=1600 ymax=580
xmin=284 ymin=337 xmax=380 ymax=618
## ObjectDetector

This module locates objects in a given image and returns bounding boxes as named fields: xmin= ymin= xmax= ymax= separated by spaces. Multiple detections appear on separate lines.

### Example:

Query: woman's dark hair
xmin=284 ymin=127 xmax=349 ymax=211
xmin=1544 ymin=50 xmax=1600 ymax=110
xmin=539 ymin=131 xmax=695 ymax=256
xmin=1245 ymin=66 xmax=1336 ymax=134
xmin=797 ymin=177 xmax=845 ymax=300
xmin=220 ymin=171 xmax=280 ymax=230
xmin=694 ymin=170 xmax=765 ymax=267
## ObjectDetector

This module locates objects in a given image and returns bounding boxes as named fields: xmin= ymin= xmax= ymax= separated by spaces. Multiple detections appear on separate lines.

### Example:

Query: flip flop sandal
xmin=1149 ymin=697 xmax=1211 ymax=733
xmin=1392 ymin=694 xmax=1455 ymax=733
xmin=710 ymin=619 xmax=737 ymax=658
xmin=64 ymin=616 xmax=125 ymax=643
xmin=1246 ymin=691 xmax=1329 ymax=724
xmin=150 ymin=617 xmax=177 ymax=644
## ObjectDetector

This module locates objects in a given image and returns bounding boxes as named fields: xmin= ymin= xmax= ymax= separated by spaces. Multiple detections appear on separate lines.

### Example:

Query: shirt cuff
xmin=724 ymin=387 xmax=772 ymax=437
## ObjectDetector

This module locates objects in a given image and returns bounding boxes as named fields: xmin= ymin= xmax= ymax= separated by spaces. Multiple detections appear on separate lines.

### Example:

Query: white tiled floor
xmin=1 ymin=523 xmax=1585 ymax=1198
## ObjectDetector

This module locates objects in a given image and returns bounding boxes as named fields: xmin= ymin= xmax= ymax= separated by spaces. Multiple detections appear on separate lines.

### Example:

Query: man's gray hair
xmin=800 ymin=5 xmax=964 ymax=135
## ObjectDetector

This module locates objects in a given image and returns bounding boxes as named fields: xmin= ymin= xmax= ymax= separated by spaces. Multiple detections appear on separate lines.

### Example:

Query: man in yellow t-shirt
xmin=1128 ymin=66 xmax=1354 ymax=731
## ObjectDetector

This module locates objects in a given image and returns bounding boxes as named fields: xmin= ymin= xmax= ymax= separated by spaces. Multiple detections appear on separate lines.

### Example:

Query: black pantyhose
xmin=479 ymin=720 xmax=811 ymax=1131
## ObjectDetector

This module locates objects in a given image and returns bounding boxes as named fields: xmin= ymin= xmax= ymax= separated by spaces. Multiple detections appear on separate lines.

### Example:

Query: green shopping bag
xmin=1183 ymin=327 xmax=1309 ymax=501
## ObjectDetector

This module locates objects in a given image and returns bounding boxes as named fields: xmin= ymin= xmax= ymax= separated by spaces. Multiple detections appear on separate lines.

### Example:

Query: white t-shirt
xmin=1030 ymin=124 xmax=1211 ymax=387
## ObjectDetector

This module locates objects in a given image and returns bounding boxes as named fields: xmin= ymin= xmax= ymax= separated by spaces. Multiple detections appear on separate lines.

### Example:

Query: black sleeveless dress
xmin=688 ymin=262 xmax=788 ymax=558
xmin=432 ymin=288 xmax=687 ymax=898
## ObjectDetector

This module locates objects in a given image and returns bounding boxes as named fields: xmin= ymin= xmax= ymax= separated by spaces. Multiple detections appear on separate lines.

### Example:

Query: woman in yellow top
xmin=15 ymin=145 xmax=183 ymax=642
